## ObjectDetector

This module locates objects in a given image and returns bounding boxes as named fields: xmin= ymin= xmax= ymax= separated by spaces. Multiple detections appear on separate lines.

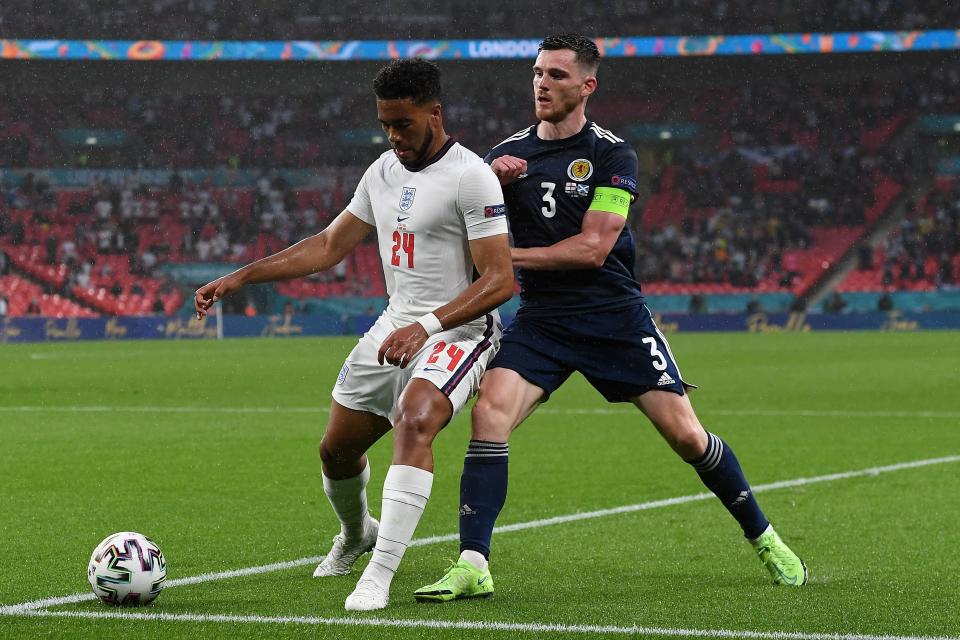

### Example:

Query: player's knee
xmin=318 ymin=439 xmax=335 ymax=464
xmin=471 ymin=396 xmax=512 ymax=441
xmin=319 ymin=438 xmax=349 ymax=469
xmin=659 ymin=419 xmax=707 ymax=459
xmin=393 ymin=413 xmax=442 ymax=450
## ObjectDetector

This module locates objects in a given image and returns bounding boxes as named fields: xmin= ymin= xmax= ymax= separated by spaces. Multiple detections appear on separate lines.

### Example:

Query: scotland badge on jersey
xmin=399 ymin=187 xmax=416 ymax=211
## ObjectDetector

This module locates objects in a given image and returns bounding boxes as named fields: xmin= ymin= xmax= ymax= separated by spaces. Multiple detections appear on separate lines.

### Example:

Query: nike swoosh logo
xmin=775 ymin=566 xmax=798 ymax=585
xmin=422 ymin=367 xmax=444 ymax=373
xmin=764 ymin=553 xmax=798 ymax=585
xmin=397 ymin=216 xmax=410 ymax=222
xmin=478 ymin=576 xmax=488 ymax=585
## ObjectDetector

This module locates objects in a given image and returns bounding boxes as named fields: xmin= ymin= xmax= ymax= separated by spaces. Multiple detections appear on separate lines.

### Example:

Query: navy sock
xmin=688 ymin=432 xmax=769 ymax=539
xmin=459 ymin=440 xmax=508 ymax=559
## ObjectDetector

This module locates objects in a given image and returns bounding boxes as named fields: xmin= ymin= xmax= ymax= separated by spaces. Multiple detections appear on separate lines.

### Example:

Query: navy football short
xmin=489 ymin=303 xmax=693 ymax=402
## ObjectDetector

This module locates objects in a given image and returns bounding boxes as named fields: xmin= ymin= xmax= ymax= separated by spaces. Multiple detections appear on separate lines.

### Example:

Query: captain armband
xmin=589 ymin=187 xmax=632 ymax=218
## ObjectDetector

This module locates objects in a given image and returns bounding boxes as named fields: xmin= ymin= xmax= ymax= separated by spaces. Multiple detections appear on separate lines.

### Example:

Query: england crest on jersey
xmin=399 ymin=187 xmax=416 ymax=211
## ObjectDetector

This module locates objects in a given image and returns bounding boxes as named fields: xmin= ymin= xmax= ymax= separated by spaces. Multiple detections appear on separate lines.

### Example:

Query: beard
xmin=398 ymin=127 xmax=434 ymax=167
xmin=536 ymin=98 xmax=576 ymax=123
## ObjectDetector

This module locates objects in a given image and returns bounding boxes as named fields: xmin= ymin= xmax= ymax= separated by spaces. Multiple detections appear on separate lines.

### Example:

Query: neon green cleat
xmin=752 ymin=527 xmax=808 ymax=586
xmin=414 ymin=558 xmax=494 ymax=602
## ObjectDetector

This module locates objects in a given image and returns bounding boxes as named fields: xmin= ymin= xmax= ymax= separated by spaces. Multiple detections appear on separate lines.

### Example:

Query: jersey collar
xmin=534 ymin=119 xmax=591 ymax=144
xmin=403 ymin=136 xmax=456 ymax=172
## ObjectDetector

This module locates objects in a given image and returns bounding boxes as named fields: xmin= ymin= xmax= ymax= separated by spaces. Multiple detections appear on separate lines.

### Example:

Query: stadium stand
xmin=838 ymin=178 xmax=959 ymax=294
xmin=636 ymin=75 xmax=918 ymax=301
xmin=1 ymin=24 xmax=959 ymax=318
xmin=2 ymin=1 xmax=960 ymax=39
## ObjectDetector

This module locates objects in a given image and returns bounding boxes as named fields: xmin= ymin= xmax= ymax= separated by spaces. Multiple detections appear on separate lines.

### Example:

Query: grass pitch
xmin=1 ymin=331 xmax=958 ymax=639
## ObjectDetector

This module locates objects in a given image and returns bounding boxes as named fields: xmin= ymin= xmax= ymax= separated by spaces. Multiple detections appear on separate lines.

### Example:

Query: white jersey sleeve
xmin=457 ymin=163 xmax=509 ymax=240
xmin=347 ymin=164 xmax=375 ymax=224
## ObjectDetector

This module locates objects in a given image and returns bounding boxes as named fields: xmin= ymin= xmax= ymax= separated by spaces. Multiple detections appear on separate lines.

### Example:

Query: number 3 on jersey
xmin=540 ymin=182 xmax=556 ymax=218
xmin=391 ymin=231 xmax=414 ymax=268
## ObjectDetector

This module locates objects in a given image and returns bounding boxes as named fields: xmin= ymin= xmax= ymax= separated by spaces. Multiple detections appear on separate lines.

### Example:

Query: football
xmin=87 ymin=532 xmax=167 ymax=606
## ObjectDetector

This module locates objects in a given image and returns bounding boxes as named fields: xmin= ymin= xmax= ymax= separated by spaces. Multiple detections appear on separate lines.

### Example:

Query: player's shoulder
xmin=587 ymin=121 xmax=632 ymax=152
xmin=365 ymin=149 xmax=398 ymax=174
xmin=446 ymin=141 xmax=487 ymax=166
xmin=587 ymin=121 xmax=637 ymax=172
xmin=441 ymin=143 xmax=496 ymax=182
xmin=488 ymin=125 xmax=537 ymax=154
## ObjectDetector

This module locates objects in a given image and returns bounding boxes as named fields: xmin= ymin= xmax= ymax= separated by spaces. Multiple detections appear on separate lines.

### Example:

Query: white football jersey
xmin=348 ymin=140 xmax=509 ymax=324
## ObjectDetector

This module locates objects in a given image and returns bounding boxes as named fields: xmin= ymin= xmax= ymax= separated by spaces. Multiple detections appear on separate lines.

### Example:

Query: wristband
xmin=416 ymin=312 xmax=444 ymax=336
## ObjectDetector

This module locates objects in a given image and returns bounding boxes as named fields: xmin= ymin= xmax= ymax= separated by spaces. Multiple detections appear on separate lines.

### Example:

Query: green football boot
xmin=414 ymin=558 xmax=494 ymax=602
xmin=752 ymin=528 xmax=808 ymax=586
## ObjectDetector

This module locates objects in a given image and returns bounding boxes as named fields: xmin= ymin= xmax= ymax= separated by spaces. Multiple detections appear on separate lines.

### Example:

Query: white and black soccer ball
xmin=87 ymin=532 xmax=166 ymax=606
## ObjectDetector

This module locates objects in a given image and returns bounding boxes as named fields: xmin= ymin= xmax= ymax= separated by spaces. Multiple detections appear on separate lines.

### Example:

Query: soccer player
xmin=413 ymin=34 xmax=807 ymax=603
xmin=194 ymin=59 xmax=514 ymax=611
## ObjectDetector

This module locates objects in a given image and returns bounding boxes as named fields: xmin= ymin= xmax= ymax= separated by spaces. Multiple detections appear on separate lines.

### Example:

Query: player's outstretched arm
xmin=377 ymin=234 xmax=514 ymax=367
xmin=511 ymin=203 xmax=628 ymax=271
xmin=194 ymin=210 xmax=373 ymax=319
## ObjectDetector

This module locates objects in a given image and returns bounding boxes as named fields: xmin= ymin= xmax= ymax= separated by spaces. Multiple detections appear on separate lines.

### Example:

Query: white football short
xmin=332 ymin=311 xmax=502 ymax=422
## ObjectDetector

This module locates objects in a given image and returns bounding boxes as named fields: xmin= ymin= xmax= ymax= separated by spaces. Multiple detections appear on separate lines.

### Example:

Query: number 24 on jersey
xmin=391 ymin=231 xmax=414 ymax=268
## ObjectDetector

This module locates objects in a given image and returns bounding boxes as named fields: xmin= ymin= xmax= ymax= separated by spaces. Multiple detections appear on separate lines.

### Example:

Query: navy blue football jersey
xmin=485 ymin=120 xmax=643 ymax=315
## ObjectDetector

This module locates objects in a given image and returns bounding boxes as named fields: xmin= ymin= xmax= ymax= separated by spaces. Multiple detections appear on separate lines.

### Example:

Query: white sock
xmin=361 ymin=464 xmax=433 ymax=591
xmin=322 ymin=462 xmax=371 ymax=539
xmin=460 ymin=549 xmax=487 ymax=571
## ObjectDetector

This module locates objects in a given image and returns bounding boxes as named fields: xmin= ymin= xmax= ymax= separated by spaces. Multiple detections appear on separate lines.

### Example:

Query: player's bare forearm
xmin=434 ymin=235 xmax=514 ymax=329
xmin=512 ymin=209 xmax=625 ymax=270
xmin=232 ymin=234 xmax=332 ymax=285
xmin=511 ymin=235 xmax=607 ymax=270
xmin=194 ymin=210 xmax=372 ymax=319
xmin=194 ymin=235 xmax=332 ymax=319
xmin=434 ymin=267 xmax=514 ymax=329
xmin=377 ymin=266 xmax=512 ymax=368
xmin=236 ymin=212 xmax=373 ymax=284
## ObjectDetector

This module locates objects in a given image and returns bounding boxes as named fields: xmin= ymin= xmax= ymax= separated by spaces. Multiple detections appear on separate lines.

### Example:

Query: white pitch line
xmin=11 ymin=608 xmax=960 ymax=640
xmin=1 ymin=405 xmax=959 ymax=419
xmin=2 ymin=454 xmax=958 ymax=617
xmin=0 ymin=405 xmax=323 ymax=414
xmin=27 ymin=351 xmax=158 ymax=360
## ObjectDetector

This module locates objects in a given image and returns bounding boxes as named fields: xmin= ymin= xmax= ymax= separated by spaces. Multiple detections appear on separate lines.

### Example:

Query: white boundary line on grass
xmin=12 ymin=609 xmax=960 ymax=640
xmin=2 ymin=454 xmax=958 ymax=618
xmin=2 ymin=405 xmax=959 ymax=419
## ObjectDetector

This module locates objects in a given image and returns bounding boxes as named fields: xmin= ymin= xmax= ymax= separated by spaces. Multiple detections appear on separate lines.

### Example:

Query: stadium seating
xmin=837 ymin=178 xmax=959 ymax=294
xmin=0 ymin=273 xmax=97 ymax=318
xmin=1 ymin=43 xmax=957 ymax=317
xmin=2 ymin=1 xmax=958 ymax=39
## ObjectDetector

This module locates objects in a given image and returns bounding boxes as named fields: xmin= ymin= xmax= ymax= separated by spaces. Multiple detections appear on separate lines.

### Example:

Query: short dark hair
xmin=373 ymin=58 xmax=442 ymax=104
xmin=538 ymin=33 xmax=600 ymax=73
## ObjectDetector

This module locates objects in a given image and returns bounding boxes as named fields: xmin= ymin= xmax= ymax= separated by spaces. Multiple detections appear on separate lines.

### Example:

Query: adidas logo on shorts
xmin=657 ymin=372 xmax=675 ymax=386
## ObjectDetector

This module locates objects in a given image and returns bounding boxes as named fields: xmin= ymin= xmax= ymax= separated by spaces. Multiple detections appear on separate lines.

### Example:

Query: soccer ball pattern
xmin=87 ymin=532 xmax=166 ymax=606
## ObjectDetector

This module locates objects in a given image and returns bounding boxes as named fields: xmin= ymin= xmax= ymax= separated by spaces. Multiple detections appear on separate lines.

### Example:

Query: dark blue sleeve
xmin=483 ymin=147 xmax=506 ymax=166
xmin=595 ymin=143 xmax=639 ymax=199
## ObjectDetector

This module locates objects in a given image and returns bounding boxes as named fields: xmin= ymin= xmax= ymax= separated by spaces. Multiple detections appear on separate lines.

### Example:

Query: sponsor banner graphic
xmin=1 ymin=311 xmax=958 ymax=343
xmin=2 ymin=31 xmax=959 ymax=62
